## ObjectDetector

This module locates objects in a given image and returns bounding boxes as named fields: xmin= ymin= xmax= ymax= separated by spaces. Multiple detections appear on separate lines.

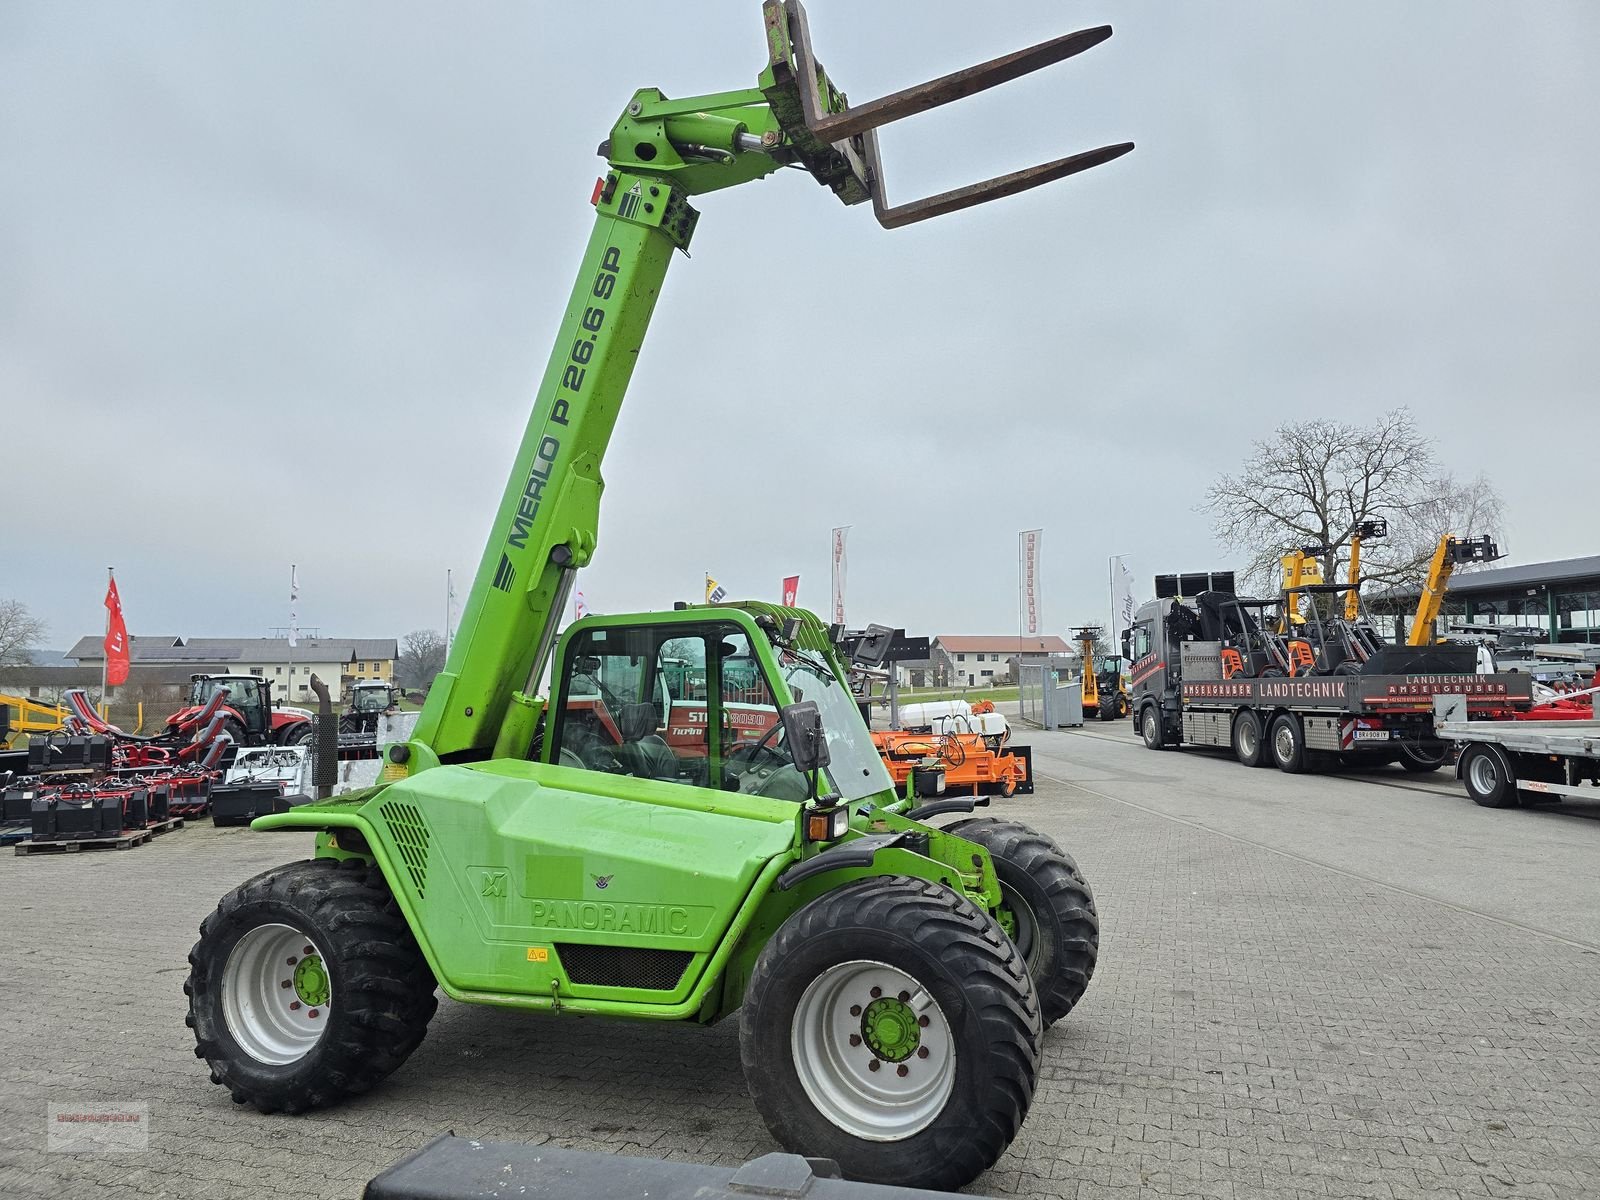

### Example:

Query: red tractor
xmin=164 ymin=674 xmax=313 ymax=748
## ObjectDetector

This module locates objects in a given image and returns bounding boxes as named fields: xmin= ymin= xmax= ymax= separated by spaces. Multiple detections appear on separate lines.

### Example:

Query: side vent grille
xmin=379 ymin=800 xmax=431 ymax=898
xmin=555 ymin=945 xmax=692 ymax=991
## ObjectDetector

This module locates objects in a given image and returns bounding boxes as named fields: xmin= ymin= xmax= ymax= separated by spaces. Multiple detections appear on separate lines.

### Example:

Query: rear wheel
xmin=1269 ymin=713 xmax=1307 ymax=774
xmin=283 ymin=723 xmax=313 ymax=746
xmin=1461 ymin=744 xmax=1517 ymax=808
xmin=1231 ymin=711 xmax=1267 ymax=768
xmin=1397 ymin=742 xmax=1449 ymax=773
xmin=740 ymin=876 xmax=1040 ymax=1191
xmin=945 ymin=818 xmax=1098 ymax=1026
xmin=187 ymin=859 xmax=437 ymax=1113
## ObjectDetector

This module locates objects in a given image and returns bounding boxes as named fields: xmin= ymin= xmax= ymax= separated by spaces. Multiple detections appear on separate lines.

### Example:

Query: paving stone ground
xmin=2 ymin=725 xmax=1597 ymax=1199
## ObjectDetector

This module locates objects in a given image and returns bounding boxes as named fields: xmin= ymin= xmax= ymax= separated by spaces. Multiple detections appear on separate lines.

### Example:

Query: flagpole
xmin=445 ymin=569 xmax=453 ymax=656
xmin=101 ymin=565 xmax=112 ymax=709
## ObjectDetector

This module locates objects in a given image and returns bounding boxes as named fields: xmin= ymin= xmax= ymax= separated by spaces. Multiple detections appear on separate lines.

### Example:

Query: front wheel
xmin=186 ymin=859 xmax=438 ymax=1113
xmin=945 ymin=818 xmax=1098 ymax=1026
xmin=740 ymin=876 xmax=1041 ymax=1192
xmin=1140 ymin=706 xmax=1166 ymax=750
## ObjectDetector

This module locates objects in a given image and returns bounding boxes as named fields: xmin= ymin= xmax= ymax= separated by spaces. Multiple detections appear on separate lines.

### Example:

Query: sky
xmin=3 ymin=2 xmax=1596 ymax=652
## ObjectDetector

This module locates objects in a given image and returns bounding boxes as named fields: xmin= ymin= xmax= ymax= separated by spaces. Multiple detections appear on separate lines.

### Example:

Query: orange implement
xmin=871 ymin=730 xmax=1031 ymax=798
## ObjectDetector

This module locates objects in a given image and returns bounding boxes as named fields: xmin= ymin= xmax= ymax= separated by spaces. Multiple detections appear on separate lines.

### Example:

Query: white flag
xmin=830 ymin=527 xmax=849 ymax=625
xmin=1021 ymin=529 xmax=1042 ymax=635
xmin=288 ymin=564 xmax=300 ymax=649
xmin=1113 ymin=559 xmax=1137 ymax=635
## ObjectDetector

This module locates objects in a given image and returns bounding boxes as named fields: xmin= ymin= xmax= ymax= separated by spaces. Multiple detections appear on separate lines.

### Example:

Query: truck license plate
xmin=1353 ymin=729 xmax=1391 ymax=742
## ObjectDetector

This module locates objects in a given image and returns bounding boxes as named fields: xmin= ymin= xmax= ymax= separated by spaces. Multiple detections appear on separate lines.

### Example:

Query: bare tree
xmin=0 ymin=599 xmax=47 ymax=665
xmin=396 ymin=629 xmax=447 ymax=690
xmin=1203 ymin=410 xmax=1504 ymax=596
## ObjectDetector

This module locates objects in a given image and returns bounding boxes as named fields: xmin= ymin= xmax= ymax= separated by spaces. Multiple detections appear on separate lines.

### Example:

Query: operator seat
xmin=617 ymin=703 xmax=678 ymax=781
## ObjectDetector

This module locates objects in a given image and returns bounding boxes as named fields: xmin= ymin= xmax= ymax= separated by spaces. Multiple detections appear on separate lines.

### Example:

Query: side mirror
xmin=779 ymin=700 xmax=831 ymax=775
xmin=1120 ymin=629 xmax=1132 ymax=659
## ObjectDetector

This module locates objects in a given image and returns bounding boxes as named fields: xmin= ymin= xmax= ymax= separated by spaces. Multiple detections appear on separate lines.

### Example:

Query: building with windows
xmin=929 ymin=635 xmax=1071 ymax=687
xmin=65 ymin=636 xmax=397 ymax=702
xmin=1370 ymin=554 xmax=1600 ymax=645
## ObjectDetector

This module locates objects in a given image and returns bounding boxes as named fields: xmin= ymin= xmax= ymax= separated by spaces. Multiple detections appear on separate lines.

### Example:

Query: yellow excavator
xmin=1407 ymin=533 xmax=1502 ymax=646
xmin=1074 ymin=625 xmax=1128 ymax=721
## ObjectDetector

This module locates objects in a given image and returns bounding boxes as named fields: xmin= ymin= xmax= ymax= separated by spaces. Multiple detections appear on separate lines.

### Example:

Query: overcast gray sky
xmin=3 ymin=2 xmax=1596 ymax=651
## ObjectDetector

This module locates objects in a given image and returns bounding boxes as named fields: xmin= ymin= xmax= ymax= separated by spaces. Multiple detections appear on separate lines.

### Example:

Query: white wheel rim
xmin=1468 ymin=753 xmax=1499 ymax=796
xmin=790 ymin=960 xmax=956 ymax=1142
xmin=222 ymin=923 xmax=331 ymax=1065
xmin=1144 ymin=713 xmax=1157 ymax=742
xmin=1274 ymin=724 xmax=1295 ymax=763
xmin=1238 ymin=721 xmax=1257 ymax=758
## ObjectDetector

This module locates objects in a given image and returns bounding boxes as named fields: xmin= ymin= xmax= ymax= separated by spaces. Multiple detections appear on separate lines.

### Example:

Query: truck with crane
xmin=182 ymin=6 xmax=1127 ymax=1190
xmin=1128 ymin=555 xmax=1533 ymax=774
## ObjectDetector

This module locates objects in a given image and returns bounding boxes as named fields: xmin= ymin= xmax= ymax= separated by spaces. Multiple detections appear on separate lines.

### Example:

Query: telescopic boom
xmin=411 ymin=2 xmax=1131 ymax=761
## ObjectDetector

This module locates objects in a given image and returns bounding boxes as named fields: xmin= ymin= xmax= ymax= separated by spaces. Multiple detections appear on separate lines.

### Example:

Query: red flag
xmin=782 ymin=575 xmax=799 ymax=607
xmin=104 ymin=577 xmax=130 ymax=686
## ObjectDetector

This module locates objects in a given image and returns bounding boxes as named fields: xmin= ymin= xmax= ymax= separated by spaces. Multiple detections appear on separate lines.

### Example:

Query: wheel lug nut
xmin=280 ymin=980 xmax=291 ymax=989
xmin=308 ymin=1009 xmax=320 ymax=1019
xmin=286 ymin=956 xmax=297 ymax=966
xmin=898 ymin=990 xmax=910 ymax=1002
xmin=917 ymin=1047 xmax=929 ymax=1058
xmin=868 ymin=1060 xmax=881 ymax=1072
xmin=849 ymin=1005 xmax=861 ymax=1016
xmin=870 ymin=987 xmax=882 ymax=998
xmin=918 ymin=1016 xmax=930 ymax=1027
xmin=303 ymin=946 xmax=314 ymax=955
xmin=289 ymin=1001 xmax=301 ymax=1010
xmin=848 ymin=1034 xmax=861 ymax=1046
xmin=897 ymin=1065 xmax=909 ymax=1077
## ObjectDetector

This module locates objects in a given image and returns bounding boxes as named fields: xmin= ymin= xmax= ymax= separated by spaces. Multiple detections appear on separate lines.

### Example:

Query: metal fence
xmin=1016 ymin=664 xmax=1083 ymax=729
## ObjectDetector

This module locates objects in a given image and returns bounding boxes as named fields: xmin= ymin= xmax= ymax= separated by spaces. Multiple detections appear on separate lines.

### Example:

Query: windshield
xmin=776 ymin=648 xmax=895 ymax=803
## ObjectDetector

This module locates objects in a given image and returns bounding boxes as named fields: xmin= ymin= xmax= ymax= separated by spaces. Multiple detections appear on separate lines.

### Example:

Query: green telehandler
xmin=185 ymin=4 xmax=1130 ymax=1189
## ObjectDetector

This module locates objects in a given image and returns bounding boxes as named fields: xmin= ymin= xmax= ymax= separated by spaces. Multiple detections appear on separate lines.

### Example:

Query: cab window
xmin=549 ymin=624 xmax=804 ymax=800
xmin=1131 ymin=623 xmax=1153 ymax=661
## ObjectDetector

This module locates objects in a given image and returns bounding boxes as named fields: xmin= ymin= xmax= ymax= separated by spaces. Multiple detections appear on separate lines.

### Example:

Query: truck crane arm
xmin=409 ymin=2 xmax=1132 ymax=764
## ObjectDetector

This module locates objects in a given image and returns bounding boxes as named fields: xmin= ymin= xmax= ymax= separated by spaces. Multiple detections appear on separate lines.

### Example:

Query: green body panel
xmin=258 ymin=769 xmax=996 ymax=1020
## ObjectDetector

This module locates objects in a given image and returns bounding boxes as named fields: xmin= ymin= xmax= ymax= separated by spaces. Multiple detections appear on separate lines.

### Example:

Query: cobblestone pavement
xmin=2 ymin=728 xmax=1598 ymax=1199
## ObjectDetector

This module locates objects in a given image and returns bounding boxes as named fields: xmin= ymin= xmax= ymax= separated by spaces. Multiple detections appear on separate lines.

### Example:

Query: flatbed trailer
xmin=1439 ymin=716 xmax=1600 ymax=807
xmin=1127 ymin=596 xmax=1533 ymax=774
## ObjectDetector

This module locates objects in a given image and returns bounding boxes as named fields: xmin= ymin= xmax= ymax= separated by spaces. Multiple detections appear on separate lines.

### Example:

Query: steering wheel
xmin=725 ymin=720 xmax=788 ymax=772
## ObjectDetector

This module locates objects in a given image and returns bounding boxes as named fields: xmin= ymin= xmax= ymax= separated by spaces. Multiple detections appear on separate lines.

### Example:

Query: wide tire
xmin=1231 ymin=710 xmax=1268 ymax=768
xmin=1269 ymin=713 xmax=1307 ymax=774
xmin=740 ymin=876 xmax=1041 ymax=1192
xmin=1397 ymin=742 xmax=1449 ymax=773
xmin=1140 ymin=705 xmax=1166 ymax=750
xmin=945 ymin=818 xmax=1098 ymax=1026
xmin=1460 ymin=744 xmax=1517 ymax=808
xmin=186 ymin=858 xmax=438 ymax=1114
